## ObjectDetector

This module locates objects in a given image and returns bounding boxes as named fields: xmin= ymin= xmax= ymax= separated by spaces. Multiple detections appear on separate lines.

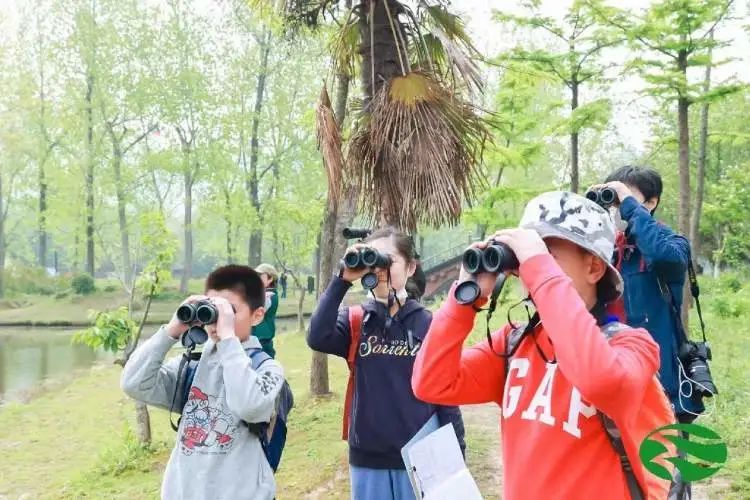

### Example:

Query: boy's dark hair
xmin=605 ymin=165 xmax=663 ymax=211
xmin=205 ymin=265 xmax=265 ymax=310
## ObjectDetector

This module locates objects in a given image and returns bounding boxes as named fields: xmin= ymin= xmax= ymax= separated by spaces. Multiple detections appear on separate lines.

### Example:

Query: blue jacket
xmin=307 ymin=276 xmax=466 ymax=469
xmin=616 ymin=196 xmax=704 ymax=416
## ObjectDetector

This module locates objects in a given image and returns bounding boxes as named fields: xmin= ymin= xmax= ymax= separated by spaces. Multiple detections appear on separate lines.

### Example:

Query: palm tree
xmin=261 ymin=0 xmax=489 ymax=395
xmin=283 ymin=0 xmax=489 ymax=229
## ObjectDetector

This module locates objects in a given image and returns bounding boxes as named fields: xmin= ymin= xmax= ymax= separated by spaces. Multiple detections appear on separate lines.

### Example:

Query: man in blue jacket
xmin=594 ymin=166 xmax=704 ymax=423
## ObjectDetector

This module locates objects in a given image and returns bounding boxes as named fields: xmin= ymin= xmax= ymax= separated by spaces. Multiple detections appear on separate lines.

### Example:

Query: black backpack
xmin=170 ymin=347 xmax=294 ymax=472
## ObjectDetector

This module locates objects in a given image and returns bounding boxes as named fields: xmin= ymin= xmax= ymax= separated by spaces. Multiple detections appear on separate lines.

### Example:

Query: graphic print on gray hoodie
xmin=121 ymin=327 xmax=284 ymax=500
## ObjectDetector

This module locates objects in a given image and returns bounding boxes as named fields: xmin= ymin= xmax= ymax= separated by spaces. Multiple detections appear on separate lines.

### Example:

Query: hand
xmin=165 ymin=295 xmax=209 ymax=339
xmin=209 ymin=296 xmax=237 ymax=343
xmin=458 ymin=241 xmax=499 ymax=300
xmin=589 ymin=181 xmax=633 ymax=204
xmin=339 ymin=243 xmax=374 ymax=283
xmin=491 ymin=229 xmax=548 ymax=265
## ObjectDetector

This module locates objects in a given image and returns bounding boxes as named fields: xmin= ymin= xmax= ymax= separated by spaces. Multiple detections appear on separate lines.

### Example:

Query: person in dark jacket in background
xmin=307 ymin=227 xmax=465 ymax=500
xmin=593 ymin=166 xmax=705 ymax=422
xmin=254 ymin=263 xmax=279 ymax=358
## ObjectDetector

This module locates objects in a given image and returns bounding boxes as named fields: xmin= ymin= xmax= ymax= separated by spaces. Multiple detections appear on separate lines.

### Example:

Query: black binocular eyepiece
xmin=343 ymin=247 xmax=392 ymax=290
xmin=454 ymin=242 xmax=518 ymax=305
xmin=585 ymin=187 xmax=617 ymax=209
xmin=175 ymin=300 xmax=235 ymax=349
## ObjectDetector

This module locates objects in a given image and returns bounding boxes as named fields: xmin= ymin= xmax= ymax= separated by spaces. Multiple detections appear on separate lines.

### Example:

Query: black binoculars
xmin=343 ymin=247 xmax=392 ymax=290
xmin=175 ymin=300 xmax=234 ymax=348
xmin=454 ymin=242 xmax=519 ymax=305
xmin=585 ymin=187 xmax=617 ymax=209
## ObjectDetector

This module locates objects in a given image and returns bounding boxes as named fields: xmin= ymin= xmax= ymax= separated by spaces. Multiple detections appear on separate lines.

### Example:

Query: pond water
xmin=0 ymin=317 xmax=302 ymax=404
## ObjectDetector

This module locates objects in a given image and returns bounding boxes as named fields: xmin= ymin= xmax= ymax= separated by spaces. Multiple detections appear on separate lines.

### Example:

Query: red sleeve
xmin=519 ymin=254 xmax=660 ymax=418
xmin=412 ymin=285 xmax=509 ymax=406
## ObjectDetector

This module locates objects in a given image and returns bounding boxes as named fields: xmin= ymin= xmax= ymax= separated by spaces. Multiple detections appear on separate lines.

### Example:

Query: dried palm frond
xmin=348 ymin=71 xmax=489 ymax=230
xmin=316 ymin=84 xmax=345 ymax=209
xmin=416 ymin=2 xmax=484 ymax=93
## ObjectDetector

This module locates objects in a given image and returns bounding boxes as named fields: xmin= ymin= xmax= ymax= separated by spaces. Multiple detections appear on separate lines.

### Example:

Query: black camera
xmin=679 ymin=341 xmax=718 ymax=399
xmin=585 ymin=187 xmax=618 ymax=209
xmin=455 ymin=242 xmax=519 ymax=305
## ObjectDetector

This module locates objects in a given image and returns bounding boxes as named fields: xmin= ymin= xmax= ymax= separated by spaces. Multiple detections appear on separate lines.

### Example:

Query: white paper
xmin=424 ymin=468 xmax=483 ymax=500
xmin=407 ymin=424 xmax=480 ymax=499
xmin=402 ymin=414 xmax=440 ymax=497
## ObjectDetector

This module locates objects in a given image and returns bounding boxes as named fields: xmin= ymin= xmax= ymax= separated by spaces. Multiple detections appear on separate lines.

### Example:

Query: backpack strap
xmin=599 ymin=321 xmax=645 ymax=500
xmin=343 ymin=305 xmax=364 ymax=440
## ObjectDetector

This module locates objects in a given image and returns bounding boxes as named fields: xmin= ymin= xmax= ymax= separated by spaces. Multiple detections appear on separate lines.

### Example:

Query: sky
xmin=1 ymin=0 xmax=748 ymax=154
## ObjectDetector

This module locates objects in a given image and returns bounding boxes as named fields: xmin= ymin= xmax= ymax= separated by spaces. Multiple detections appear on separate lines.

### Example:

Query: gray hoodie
xmin=121 ymin=327 xmax=284 ymax=500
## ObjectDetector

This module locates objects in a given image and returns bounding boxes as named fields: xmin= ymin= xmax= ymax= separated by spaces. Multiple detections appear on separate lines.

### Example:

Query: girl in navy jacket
xmin=308 ymin=227 xmax=465 ymax=500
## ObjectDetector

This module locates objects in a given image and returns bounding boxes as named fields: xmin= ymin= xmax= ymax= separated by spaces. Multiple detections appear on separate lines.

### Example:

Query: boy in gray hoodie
xmin=121 ymin=265 xmax=284 ymax=500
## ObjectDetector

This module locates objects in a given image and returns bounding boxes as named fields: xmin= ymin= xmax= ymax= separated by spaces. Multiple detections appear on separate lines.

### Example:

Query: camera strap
xmin=657 ymin=257 xmax=707 ymax=344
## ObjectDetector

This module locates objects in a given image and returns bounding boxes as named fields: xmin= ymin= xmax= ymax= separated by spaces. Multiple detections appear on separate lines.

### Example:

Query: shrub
xmin=72 ymin=274 xmax=96 ymax=295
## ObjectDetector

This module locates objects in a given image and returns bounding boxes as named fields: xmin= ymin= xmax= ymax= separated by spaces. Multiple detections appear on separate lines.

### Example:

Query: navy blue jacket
xmin=307 ymin=276 xmax=466 ymax=469
xmin=616 ymin=196 xmax=703 ymax=416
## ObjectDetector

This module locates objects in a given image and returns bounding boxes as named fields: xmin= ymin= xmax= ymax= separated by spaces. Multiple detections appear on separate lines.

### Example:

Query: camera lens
xmin=361 ymin=272 xmax=379 ymax=290
xmin=195 ymin=302 xmax=218 ymax=325
xmin=176 ymin=303 xmax=197 ymax=323
xmin=462 ymin=247 xmax=483 ymax=274
xmin=454 ymin=280 xmax=481 ymax=305
xmin=344 ymin=250 xmax=361 ymax=269
xmin=599 ymin=187 xmax=617 ymax=206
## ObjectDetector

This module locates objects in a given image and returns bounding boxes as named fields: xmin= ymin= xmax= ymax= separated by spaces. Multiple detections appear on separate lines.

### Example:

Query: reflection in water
xmin=0 ymin=330 xmax=109 ymax=402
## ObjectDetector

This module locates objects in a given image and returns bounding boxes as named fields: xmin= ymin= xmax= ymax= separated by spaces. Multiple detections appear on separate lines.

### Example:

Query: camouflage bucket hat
xmin=519 ymin=191 xmax=623 ymax=301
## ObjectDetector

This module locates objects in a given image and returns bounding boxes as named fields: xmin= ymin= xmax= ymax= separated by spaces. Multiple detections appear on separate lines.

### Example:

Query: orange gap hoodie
xmin=412 ymin=254 xmax=664 ymax=500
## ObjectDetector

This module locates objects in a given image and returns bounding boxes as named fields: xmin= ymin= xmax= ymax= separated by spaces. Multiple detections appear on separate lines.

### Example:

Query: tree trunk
xmin=224 ymin=190 xmax=234 ymax=264
xmin=690 ymin=32 xmax=713 ymax=260
xmin=113 ymin=150 xmax=132 ymax=286
xmin=570 ymin=80 xmax=580 ymax=193
xmin=0 ymin=172 xmax=5 ymax=299
xmin=246 ymin=28 xmax=272 ymax=268
xmin=85 ymin=72 xmax=96 ymax=277
xmin=134 ymin=401 xmax=152 ymax=444
xmin=311 ymin=62 xmax=353 ymax=397
xmin=359 ymin=0 xmax=407 ymax=107
xmin=38 ymin=158 xmax=48 ymax=269
xmin=181 ymin=169 xmax=193 ymax=294
xmin=677 ymin=48 xmax=691 ymax=326
xmin=297 ymin=287 xmax=306 ymax=332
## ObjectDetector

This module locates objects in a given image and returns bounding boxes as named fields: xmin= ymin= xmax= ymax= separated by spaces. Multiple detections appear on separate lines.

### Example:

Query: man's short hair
xmin=205 ymin=265 xmax=265 ymax=310
xmin=606 ymin=165 xmax=663 ymax=206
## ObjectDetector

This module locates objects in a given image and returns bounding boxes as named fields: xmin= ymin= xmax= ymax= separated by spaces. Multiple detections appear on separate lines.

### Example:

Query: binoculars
xmin=343 ymin=247 xmax=392 ymax=290
xmin=175 ymin=300 xmax=234 ymax=348
xmin=454 ymin=241 xmax=519 ymax=305
xmin=585 ymin=187 xmax=617 ymax=209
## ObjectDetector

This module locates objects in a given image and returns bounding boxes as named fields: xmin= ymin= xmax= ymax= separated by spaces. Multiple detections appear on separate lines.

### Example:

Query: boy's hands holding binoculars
xmin=165 ymin=295 xmax=236 ymax=342
xmin=208 ymin=297 xmax=236 ymax=343
xmin=166 ymin=295 xmax=208 ymax=339
xmin=588 ymin=181 xmax=632 ymax=204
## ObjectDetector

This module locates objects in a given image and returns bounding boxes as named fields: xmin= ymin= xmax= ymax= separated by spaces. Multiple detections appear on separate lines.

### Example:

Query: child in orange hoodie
xmin=412 ymin=191 xmax=674 ymax=500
